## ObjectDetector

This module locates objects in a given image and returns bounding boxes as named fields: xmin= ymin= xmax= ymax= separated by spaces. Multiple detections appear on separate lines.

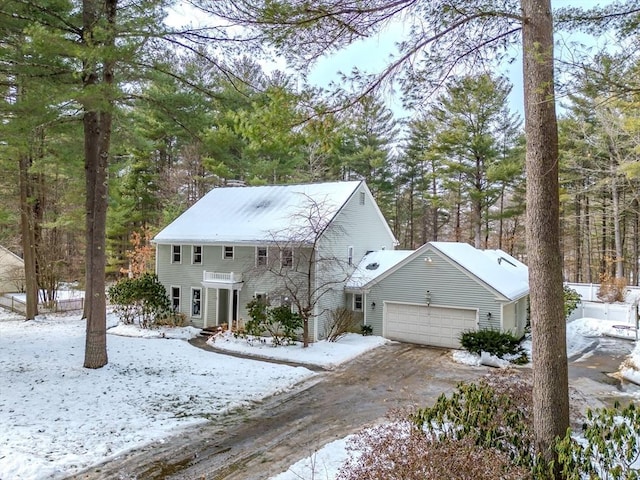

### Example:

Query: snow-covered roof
xmin=153 ymin=181 xmax=363 ymax=245
xmin=430 ymin=242 xmax=529 ymax=300
xmin=346 ymin=250 xmax=414 ymax=289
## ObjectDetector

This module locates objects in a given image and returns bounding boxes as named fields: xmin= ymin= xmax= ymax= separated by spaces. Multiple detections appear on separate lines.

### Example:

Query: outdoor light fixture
xmin=425 ymin=290 xmax=432 ymax=306
xmin=371 ymin=302 xmax=376 ymax=310
xmin=425 ymin=256 xmax=433 ymax=264
xmin=487 ymin=312 xmax=492 ymax=321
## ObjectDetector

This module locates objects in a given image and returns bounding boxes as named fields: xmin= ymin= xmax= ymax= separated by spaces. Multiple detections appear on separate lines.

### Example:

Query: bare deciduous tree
xmin=255 ymin=194 xmax=350 ymax=347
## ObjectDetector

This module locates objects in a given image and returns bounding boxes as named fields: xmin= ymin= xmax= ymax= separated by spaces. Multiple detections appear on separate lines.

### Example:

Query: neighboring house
xmin=153 ymin=180 xmax=397 ymax=341
xmin=346 ymin=241 xmax=529 ymax=349
xmin=0 ymin=245 xmax=24 ymax=294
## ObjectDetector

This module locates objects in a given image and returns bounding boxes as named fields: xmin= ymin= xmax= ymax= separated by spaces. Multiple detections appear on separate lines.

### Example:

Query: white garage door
xmin=384 ymin=302 xmax=477 ymax=349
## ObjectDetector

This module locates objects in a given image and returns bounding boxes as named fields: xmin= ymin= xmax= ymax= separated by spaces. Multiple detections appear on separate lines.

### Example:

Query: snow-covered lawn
xmin=205 ymin=331 xmax=389 ymax=369
xmin=0 ymin=311 xmax=385 ymax=480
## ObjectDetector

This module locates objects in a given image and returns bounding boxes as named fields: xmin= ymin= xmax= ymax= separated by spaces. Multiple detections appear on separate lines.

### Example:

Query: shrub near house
xmin=108 ymin=273 xmax=183 ymax=328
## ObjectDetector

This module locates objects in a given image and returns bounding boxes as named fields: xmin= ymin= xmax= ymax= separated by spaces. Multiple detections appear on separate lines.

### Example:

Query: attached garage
xmin=346 ymin=241 xmax=529 ymax=349
xmin=384 ymin=302 xmax=478 ymax=348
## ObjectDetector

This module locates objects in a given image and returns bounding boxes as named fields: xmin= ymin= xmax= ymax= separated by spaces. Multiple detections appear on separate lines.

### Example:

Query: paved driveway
xmin=69 ymin=342 xmax=490 ymax=480
xmin=69 ymin=335 xmax=640 ymax=480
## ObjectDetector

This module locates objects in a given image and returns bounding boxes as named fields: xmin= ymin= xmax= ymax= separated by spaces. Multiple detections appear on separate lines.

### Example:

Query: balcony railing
xmin=203 ymin=271 xmax=243 ymax=284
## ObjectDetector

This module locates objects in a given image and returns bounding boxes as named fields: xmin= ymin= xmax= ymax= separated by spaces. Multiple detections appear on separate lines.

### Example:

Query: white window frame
xmin=353 ymin=293 xmax=363 ymax=311
xmin=281 ymin=247 xmax=293 ymax=268
xmin=223 ymin=246 xmax=234 ymax=260
xmin=347 ymin=246 xmax=354 ymax=266
xmin=191 ymin=287 xmax=202 ymax=318
xmin=192 ymin=245 xmax=203 ymax=264
xmin=359 ymin=191 xmax=365 ymax=205
xmin=171 ymin=245 xmax=182 ymax=264
xmin=256 ymin=247 xmax=268 ymax=266
xmin=171 ymin=286 xmax=181 ymax=312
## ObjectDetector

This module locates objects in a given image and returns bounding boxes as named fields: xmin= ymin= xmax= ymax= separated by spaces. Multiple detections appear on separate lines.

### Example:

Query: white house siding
xmin=515 ymin=296 xmax=528 ymax=337
xmin=502 ymin=302 xmax=516 ymax=334
xmin=366 ymin=246 xmax=506 ymax=337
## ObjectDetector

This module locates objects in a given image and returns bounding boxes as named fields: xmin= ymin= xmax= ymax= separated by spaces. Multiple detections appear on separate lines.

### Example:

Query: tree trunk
xmin=610 ymin=169 xmax=624 ymax=279
xmin=521 ymin=0 xmax=569 ymax=472
xmin=82 ymin=0 xmax=117 ymax=369
xmin=633 ymin=199 xmax=639 ymax=285
xmin=19 ymin=153 xmax=39 ymax=320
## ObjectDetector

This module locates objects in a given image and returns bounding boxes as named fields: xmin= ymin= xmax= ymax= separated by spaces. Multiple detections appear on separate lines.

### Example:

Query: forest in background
xmin=1 ymin=0 xmax=639 ymax=297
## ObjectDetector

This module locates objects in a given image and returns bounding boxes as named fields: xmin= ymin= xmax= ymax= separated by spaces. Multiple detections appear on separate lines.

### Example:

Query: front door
xmin=217 ymin=289 xmax=229 ymax=326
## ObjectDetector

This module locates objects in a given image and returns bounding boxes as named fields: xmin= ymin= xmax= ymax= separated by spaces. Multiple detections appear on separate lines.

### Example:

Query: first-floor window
xmin=353 ymin=293 xmax=363 ymax=311
xmin=192 ymin=288 xmax=202 ymax=317
xmin=172 ymin=245 xmax=182 ymax=263
xmin=171 ymin=286 xmax=181 ymax=311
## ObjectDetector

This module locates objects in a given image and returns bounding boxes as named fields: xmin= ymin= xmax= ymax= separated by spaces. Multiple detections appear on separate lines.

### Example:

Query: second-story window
xmin=223 ymin=246 xmax=234 ymax=260
xmin=256 ymin=247 xmax=268 ymax=266
xmin=281 ymin=248 xmax=293 ymax=268
xmin=192 ymin=245 xmax=202 ymax=264
xmin=172 ymin=245 xmax=181 ymax=263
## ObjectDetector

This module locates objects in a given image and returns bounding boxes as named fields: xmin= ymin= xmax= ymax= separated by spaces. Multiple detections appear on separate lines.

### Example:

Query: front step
xmin=199 ymin=326 xmax=219 ymax=337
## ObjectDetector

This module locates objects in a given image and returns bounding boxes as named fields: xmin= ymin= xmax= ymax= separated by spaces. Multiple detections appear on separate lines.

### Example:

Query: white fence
xmin=565 ymin=282 xmax=639 ymax=324
xmin=565 ymin=283 xmax=640 ymax=304
xmin=0 ymin=294 xmax=84 ymax=315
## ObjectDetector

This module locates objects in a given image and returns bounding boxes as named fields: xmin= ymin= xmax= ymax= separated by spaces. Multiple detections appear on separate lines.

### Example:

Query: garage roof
xmin=347 ymin=242 xmax=529 ymax=301
xmin=430 ymin=242 xmax=529 ymax=300
xmin=346 ymin=250 xmax=414 ymax=289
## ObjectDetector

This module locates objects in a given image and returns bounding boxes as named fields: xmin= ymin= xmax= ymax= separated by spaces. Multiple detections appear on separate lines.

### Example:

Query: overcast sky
xmin=304 ymin=0 xmax=618 ymax=119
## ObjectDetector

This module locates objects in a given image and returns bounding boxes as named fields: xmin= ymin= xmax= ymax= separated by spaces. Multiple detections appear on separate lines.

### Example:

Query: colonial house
xmin=153 ymin=180 xmax=397 ymax=341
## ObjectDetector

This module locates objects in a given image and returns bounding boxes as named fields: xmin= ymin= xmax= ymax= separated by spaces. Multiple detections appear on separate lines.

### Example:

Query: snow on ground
xmin=270 ymin=435 xmax=356 ymax=480
xmin=452 ymin=317 xmax=638 ymax=367
xmin=206 ymin=332 xmax=389 ymax=369
xmin=0 ymin=310 xmax=332 ymax=480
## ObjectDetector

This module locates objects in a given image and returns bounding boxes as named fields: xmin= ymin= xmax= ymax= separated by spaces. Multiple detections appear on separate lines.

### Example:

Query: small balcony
xmin=202 ymin=271 xmax=244 ymax=289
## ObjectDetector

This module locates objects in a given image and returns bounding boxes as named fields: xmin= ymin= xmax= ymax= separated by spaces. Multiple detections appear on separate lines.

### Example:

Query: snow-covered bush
xmin=338 ymin=370 xmax=536 ymax=479
xmin=460 ymin=329 xmax=527 ymax=363
xmin=557 ymin=402 xmax=640 ymax=480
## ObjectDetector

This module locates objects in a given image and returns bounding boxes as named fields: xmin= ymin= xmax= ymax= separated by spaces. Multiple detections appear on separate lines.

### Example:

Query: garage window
xmin=353 ymin=293 xmax=363 ymax=311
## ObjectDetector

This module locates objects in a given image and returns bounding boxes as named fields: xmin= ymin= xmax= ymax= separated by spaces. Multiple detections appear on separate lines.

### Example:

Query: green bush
xmin=410 ymin=372 xmax=538 ymax=472
xmin=564 ymin=285 xmax=581 ymax=319
xmin=108 ymin=273 xmax=172 ymax=328
xmin=557 ymin=402 xmax=640 ymax=480
xmin=244 ymin=298 xmax=303 ymax=345
xmin=361 ymin=324 xmax=373 ymax=336
xmin=460 ymin=329 xmax=525 ymax=359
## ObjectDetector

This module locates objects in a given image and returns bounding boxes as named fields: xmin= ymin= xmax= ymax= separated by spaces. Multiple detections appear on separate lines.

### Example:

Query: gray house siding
xmin=364 ymin=246 xmax=507 ymax=336
xmin=157 ymin=243 xmax=323 ymax=335
xmin=316 ymin=184 xmax=396 ymax=339
xmin=154 ymin=182 xmax=397 ymax=342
